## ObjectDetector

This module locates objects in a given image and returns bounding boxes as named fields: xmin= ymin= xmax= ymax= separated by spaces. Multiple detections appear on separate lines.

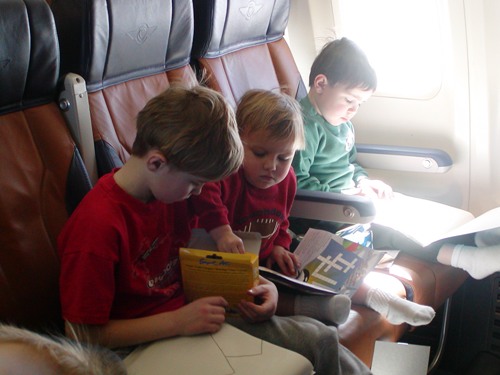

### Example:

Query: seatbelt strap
xmin=58 ymin=73 xmax=98 ymax=185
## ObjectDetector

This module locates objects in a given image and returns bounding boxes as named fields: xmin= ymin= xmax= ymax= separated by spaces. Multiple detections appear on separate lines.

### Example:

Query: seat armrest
xmin=357 ymin=144 xmax=453 ymax=173
xmin=290 ymin=189 xmax=376 ymax=224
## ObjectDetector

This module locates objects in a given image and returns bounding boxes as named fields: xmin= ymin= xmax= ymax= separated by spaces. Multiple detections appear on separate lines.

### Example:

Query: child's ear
xmin=147 ymin=151 xmax=168 ymax=172
xmin=313 ymin=74 xmax=329 ymax=93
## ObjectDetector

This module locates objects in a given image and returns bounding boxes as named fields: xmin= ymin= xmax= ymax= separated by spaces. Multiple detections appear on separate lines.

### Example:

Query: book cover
xmin=180 ymin=248 xmax=259 ymax=314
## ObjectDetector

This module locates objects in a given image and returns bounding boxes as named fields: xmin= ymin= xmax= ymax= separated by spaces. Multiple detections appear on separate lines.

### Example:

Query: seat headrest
xmin=51 ymin=0 xmax=194 ymax=92
xmin=0 ymin=0 xmax=59 ymax=114
xmin=192 ymin=0 xmax=290 ymax=59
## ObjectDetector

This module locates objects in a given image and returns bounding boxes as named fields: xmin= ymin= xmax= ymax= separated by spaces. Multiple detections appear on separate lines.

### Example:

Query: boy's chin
xmin=160 ymin=195 xmax=189 ymax=204
xmin=251 ymin=180 xmax=278 ymax=190
xmin=330 ymin=119 xmax=345 ymax=126
xmin=324 ymin=115 xmax=347 ymax=126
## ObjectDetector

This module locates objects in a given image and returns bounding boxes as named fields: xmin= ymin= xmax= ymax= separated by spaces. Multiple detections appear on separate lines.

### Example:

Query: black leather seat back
xmin=52 ymin=0 xmax=198 ymax=175
xmin=0 ymin=0 xmax=91 ymax=331
xmin=191 ymin=0 xmax=306 ymax=108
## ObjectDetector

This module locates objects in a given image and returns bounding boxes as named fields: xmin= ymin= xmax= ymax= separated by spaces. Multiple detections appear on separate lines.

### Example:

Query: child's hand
xmin=175 ymin=296 xmax=228 ymax=335
xmin=210 ymin=225 xmax=245 ymax=253
xmin=266 ymin=246 xmax=300 ymax=277
xmin=357 ymin=178 xmax=394 ymax=199
xmin=237 ymin=277 xmax=278 ymax=323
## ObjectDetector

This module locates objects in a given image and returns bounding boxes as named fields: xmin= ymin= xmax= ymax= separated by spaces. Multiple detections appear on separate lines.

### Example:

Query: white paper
xmin=373 ymin=193 xmax=500 ymax=246
xmin=124 ymin=323 xmax=314 ymax=375
xmin=293 ymin=228 xmax=343 ymax=266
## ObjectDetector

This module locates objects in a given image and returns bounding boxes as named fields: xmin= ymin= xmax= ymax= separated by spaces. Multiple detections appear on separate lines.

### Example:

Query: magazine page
xmin=261 ymin=228 xmax=385 ymax=297
xmin=373 ymin=193 xmax=500 ymax=246
xmin=298 ymin=230 xmax=384 ymax=296
xmin=373 ymin=193 xmax=473 ymax=247
xmin=436 ymin=206 xmax=500 ymax=240
xmin=259 ymin=267 xmax=338 ymax=295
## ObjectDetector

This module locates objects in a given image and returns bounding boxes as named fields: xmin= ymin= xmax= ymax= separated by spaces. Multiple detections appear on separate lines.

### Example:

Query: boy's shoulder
xmin=66 ymin=171 xmax=142 ymax=227
xmin=299 ymin=97 xmax=325 ymax=129
xmin=80 ymin=172 xmax=120 ymax=207
xmin=217 ymin=167 xmax=245 ymax=188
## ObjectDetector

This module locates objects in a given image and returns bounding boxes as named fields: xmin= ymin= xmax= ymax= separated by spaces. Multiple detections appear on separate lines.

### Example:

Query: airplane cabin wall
xmin=287 ymin=0 xmax=500 ymax=215
xmin=467 ymin=0 xmax=500 ymax=214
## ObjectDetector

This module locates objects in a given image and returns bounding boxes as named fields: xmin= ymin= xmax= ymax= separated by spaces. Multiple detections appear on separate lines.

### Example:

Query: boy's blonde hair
xmin=133 ymin=85 xmax=243 ymax=180
xmin=236 ymin=89 xmax=305 ymax=150
xmin=0 ymin=324 xmax=127 ymax=374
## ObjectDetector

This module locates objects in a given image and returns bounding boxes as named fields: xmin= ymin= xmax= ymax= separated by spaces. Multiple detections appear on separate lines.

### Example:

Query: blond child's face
xmin=242 ymin=129 xmax=297 ymax=189
xmin=311 ymin=77 xmax=373 ymax=126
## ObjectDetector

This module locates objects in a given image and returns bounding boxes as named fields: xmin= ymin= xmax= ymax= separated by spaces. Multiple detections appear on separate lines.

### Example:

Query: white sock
xmin=450 ymin=244 xmax=500 ymax=280
xmin=365 ymin=288 xmax=435 ymax=326
xmin=294 ymin=294 xmax=351 ymax=325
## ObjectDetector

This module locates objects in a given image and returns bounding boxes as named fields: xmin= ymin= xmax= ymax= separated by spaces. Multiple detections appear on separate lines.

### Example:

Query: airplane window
xmin=334 ymin=0 xmax=449 ymax=100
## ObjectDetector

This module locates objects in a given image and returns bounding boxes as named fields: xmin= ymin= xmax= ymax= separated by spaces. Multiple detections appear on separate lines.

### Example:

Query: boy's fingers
xmin=203 ymin=296 xmax=229 ymax=307
xmin=265 ymin=257 xmax=274 ymax=269
xmin=237 ymin=242 xmax=245 ymax=253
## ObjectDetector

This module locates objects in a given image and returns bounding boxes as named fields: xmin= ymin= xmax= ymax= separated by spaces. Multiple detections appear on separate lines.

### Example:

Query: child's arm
xmin=266 ymin=245 xmax=300 ymax=277
xmin=356 ymin=177 xmax=394 ymax=199
xmin=190 ymin=181 xmax=242 ymax=251
xmin=266 ymin=171 xmax=300 ymax=277
xmin=292 ymin=153 xmax=332 ymax=191
xmin=210 ymin=224 xmax=245 ymax=253
xmin=350 ymin=144 xmax=393 ymax=198
xmin=66 ymin=296 xmax=229 ymax=348
xmin=292 ymin=133 xmax=333 ymax=192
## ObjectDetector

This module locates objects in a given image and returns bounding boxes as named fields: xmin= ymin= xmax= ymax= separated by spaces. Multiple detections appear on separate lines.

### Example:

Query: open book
xmin=124 ymin=323 xmax=313 ymax=375
xmin=372 ymin=193 xmax=500 ymax=247
xmin=260 ymin=228 xmax=385 ymax=297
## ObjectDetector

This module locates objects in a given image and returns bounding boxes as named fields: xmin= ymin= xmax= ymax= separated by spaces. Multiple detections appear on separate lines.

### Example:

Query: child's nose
xmin=347 ymin=103 xmax=359 ymax=114
xmin=264 ymin=157 xmax=277 ymax=170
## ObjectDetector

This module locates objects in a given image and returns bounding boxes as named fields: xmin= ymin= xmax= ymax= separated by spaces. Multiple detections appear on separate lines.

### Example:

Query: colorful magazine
xmin=260 ymin=228 xmax=385 ymax=297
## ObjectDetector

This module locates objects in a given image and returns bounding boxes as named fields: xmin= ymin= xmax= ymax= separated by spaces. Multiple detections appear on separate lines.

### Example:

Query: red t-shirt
xmin=191 ymin=168 xmax=296 ymax=261
xmin=58 ymin=171 xmax=192 ymax=325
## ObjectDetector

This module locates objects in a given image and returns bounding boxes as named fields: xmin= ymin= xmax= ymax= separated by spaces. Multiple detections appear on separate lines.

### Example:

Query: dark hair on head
xmin=308 ymin=37 xmax=377 ymax=91
xmin=132 ymin=85 xmax=243 ymax=181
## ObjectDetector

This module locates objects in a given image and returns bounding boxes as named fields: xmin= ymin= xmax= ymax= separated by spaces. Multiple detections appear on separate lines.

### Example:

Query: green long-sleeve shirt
xmin=292 ymin=96 xmax=368 ymax=192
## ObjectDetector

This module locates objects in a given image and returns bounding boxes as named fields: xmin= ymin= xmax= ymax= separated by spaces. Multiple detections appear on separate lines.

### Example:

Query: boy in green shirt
xmin=292 ymin=38 xmax=435 ymax=327
xmin=292 ymin=38 xmax=392 ymax=197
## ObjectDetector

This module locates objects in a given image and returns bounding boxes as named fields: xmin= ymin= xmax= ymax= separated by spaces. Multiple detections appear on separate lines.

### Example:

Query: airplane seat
xmin=0 ymin=0 xmax=92 ymax=332
xmin=190 ymin=0 xmax=469 ymax=369
xmin=190 ymin=0 xmax=307 ymax=108
xmin=190 ymin=0 xmax=376 ymax=226
xmin=51 ymin=0 xmax=198 ymax=176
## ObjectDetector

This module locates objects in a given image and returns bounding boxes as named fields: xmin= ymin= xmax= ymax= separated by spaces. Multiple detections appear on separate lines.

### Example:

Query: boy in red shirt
xmin=58 ymin=86 xmax=373 ymax=375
